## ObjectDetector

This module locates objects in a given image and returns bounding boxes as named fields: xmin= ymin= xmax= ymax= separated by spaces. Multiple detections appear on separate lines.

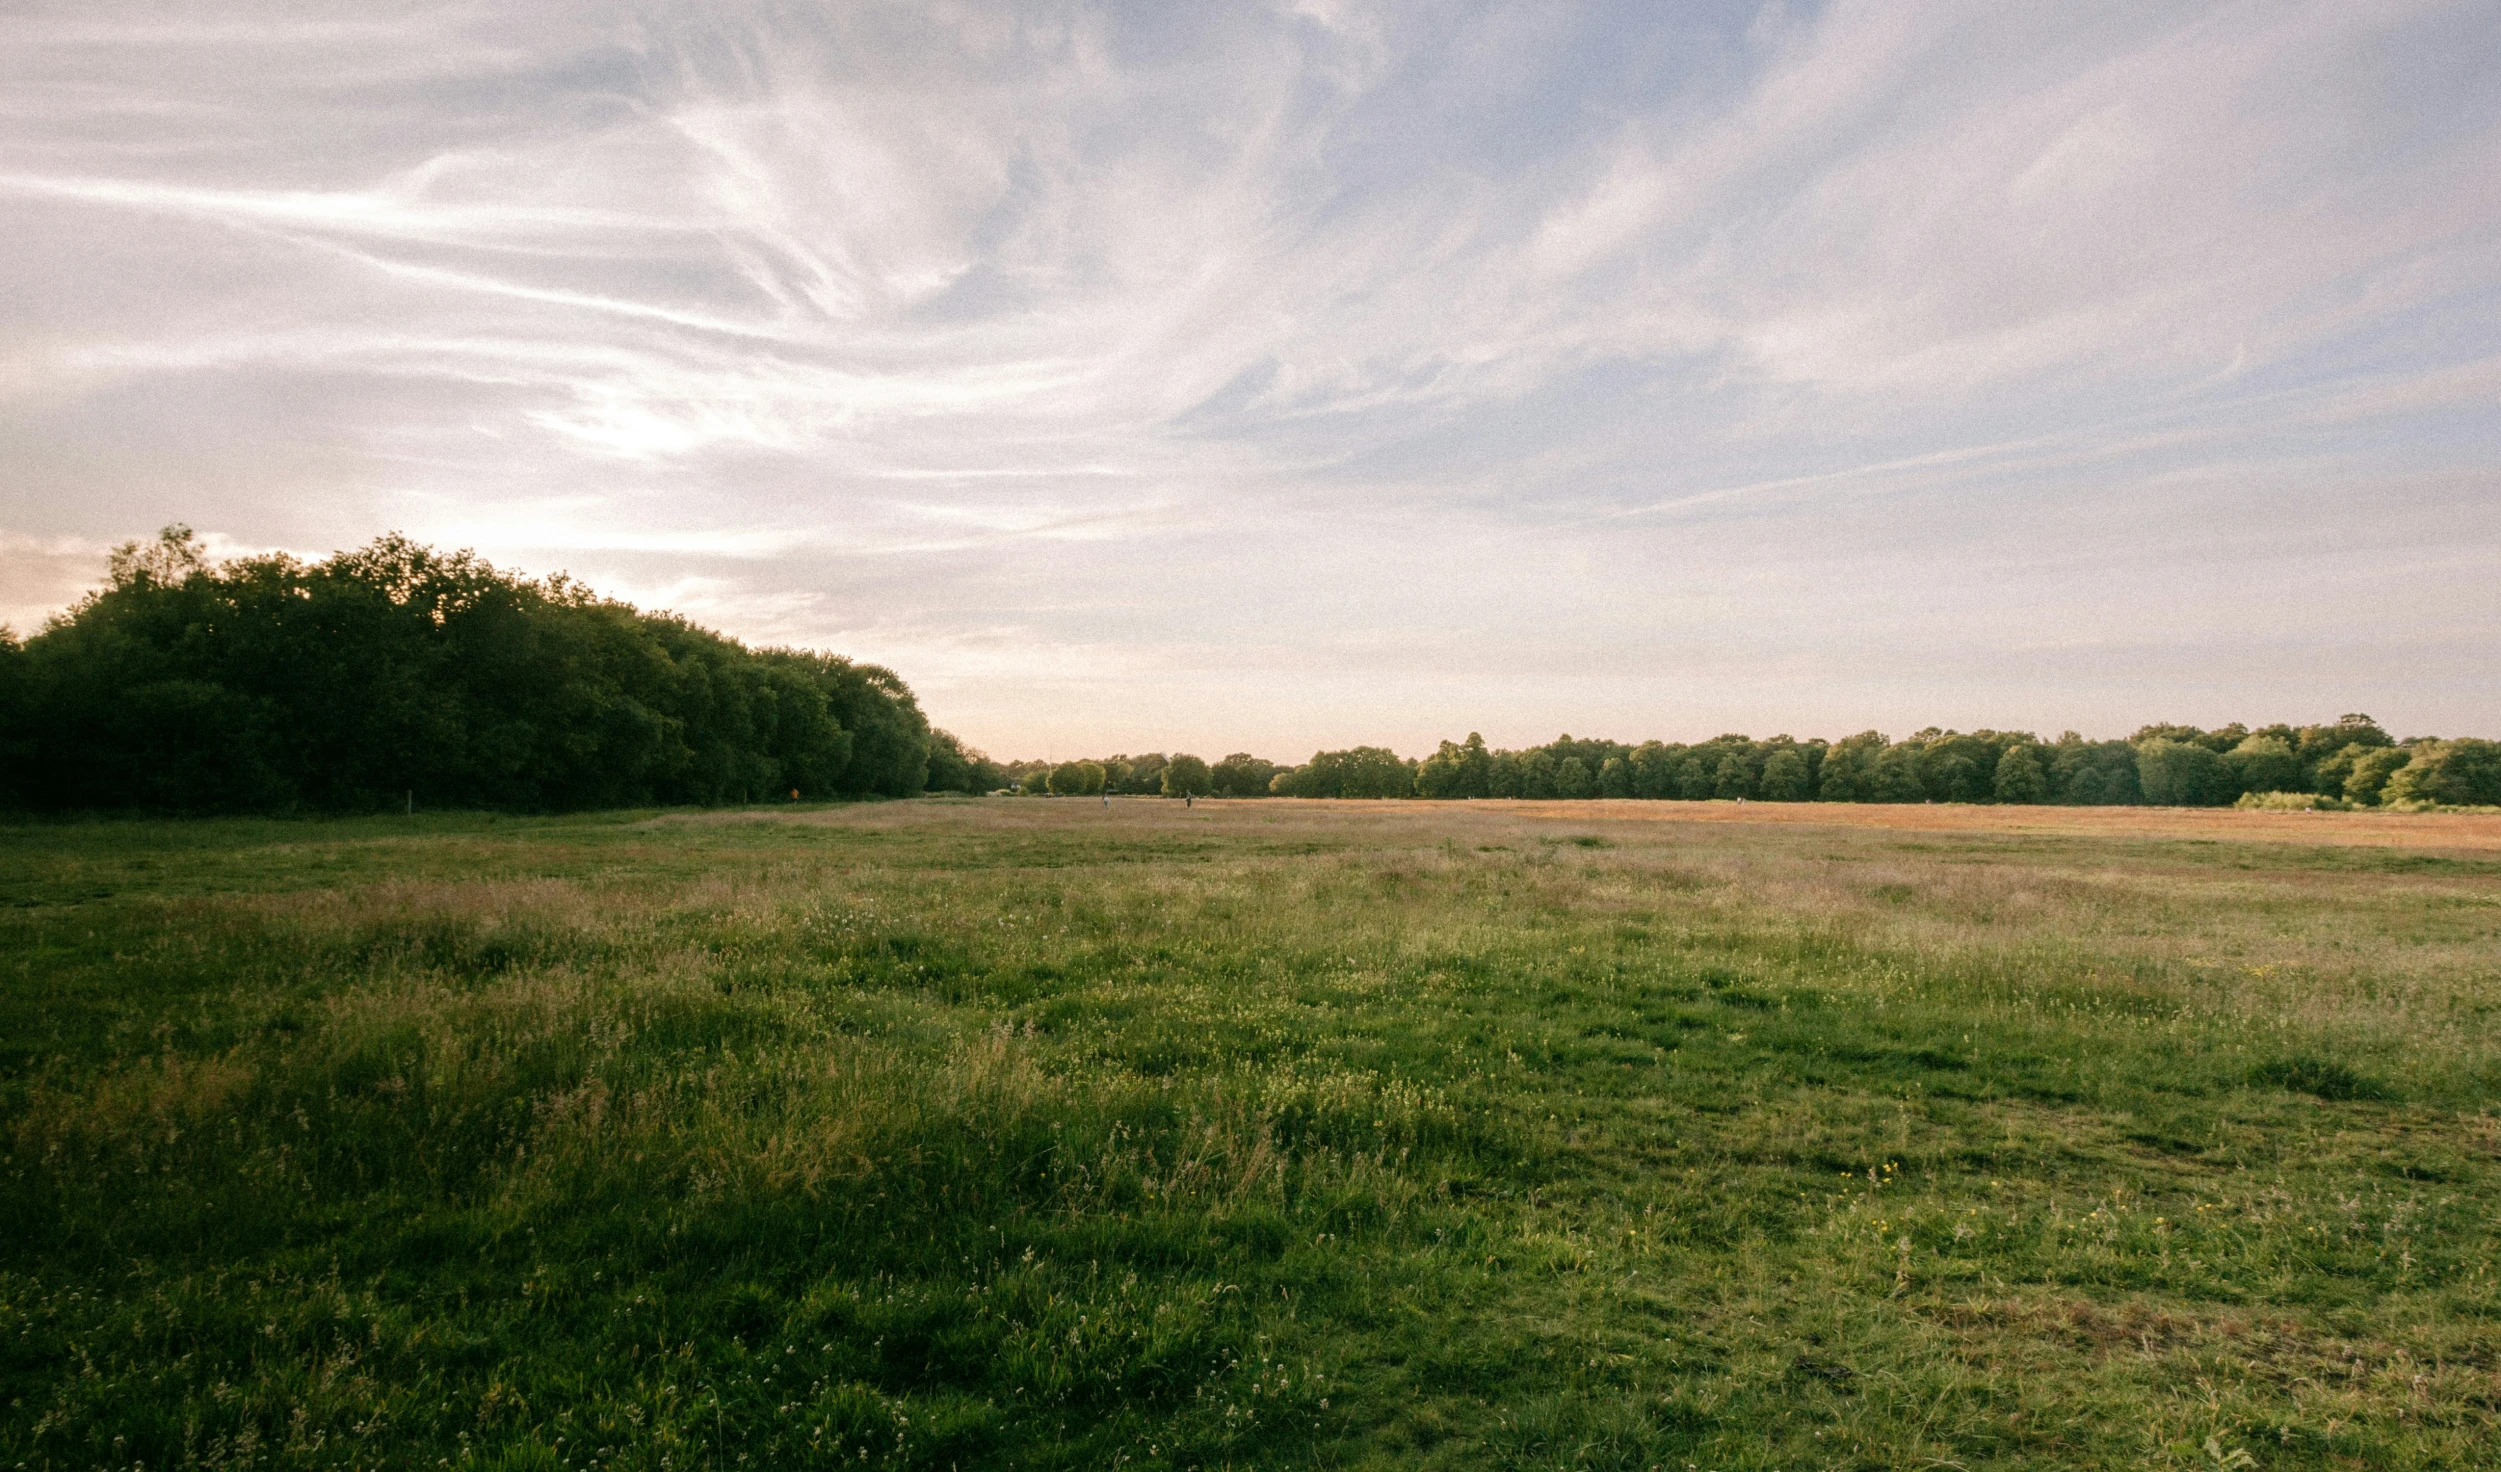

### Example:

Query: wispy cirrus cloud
xmin=2 ymin=0 xmax=2496 ymax=751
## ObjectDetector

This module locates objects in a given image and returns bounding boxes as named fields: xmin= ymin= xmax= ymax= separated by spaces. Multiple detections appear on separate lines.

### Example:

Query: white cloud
xmin=1 ymin=0 xmax=2495 ymax=750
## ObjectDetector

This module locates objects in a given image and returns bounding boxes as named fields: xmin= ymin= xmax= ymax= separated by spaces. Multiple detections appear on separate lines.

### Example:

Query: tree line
xmin=0 ymin=527 xmax=1008 ymax=813
xmin=1014 ymin=717 xmax=2501 ymax=809
xmin=11 ymin=528 xmax=2489 ymax=815
xmin=999 ymin=752 xmax=1282 ymax=800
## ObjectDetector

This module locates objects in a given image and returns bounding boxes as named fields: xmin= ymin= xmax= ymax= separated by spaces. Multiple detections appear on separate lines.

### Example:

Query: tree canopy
xmin=1005 ymin=713 xmax=2491 ymax=810
xmin=0 ymin=527 xmax=1002 ymax=813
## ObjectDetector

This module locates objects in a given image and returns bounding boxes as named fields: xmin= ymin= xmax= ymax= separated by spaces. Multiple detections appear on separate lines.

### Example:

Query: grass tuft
xmin=2249 ymin=1055 xmax=2394 ymax=1102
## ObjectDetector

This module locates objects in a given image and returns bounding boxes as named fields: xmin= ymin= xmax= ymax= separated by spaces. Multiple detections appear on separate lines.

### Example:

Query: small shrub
xmin=2235 ymin=791 xmax=2344 ymax=812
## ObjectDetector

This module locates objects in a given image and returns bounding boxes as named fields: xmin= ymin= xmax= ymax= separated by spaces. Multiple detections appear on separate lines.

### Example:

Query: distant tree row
xmin=1015 ymin=716 xmax=2501 ymax=809
xmin=0 ymin=527 xmax=1008 ymax=813
xmin=1003 ymin=751 xmax=1279 ymax=800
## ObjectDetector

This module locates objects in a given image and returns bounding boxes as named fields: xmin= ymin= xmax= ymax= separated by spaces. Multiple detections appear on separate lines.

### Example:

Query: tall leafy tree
xmin=1758 ymin=748 xmax=1809 ymax=801
xmin=1416 ymin=734 xmax=1491 ymax=798
xmin=1209 ymin=752 xmax=1278 ymax=797
xmin=925 ymin=730 xmax=1007 ymax=794
xmin=1711 ymin=752 xmax=1754 ymax=800
xmin=2295 ymin=713 xmax=2391 ymax=791
xmin=1555 ymin=756 xmax=1595 ymax=799
xmin=2048 ymin=735 xmax=2142 ymax=805
xmin=1992 ymin=745 xmax=2048 ymax=804
xmin=1485 ymin=751 xmax=1525 ymax=798
xmin=1918 ymin=731 xmax=2003 ymax=803
xmin=1628 ymin=741 xmax=1678 ymax=799
xmin=1046 ymin=761 xmax=1106 ymax=796
xmin=1337 ymin=747 xmax=1415 ymax=798
xmin=1598 ymin=755 xmax=1633 ymax=799
xmin=1161 ymin=753 xmax=1213 ymax=797
xmin=1519 ymin=749 xmax=1559 ymax=800
xmin=1275 ymin=747 xmax=1413 ymax=798
xmin=2381 ymin=740 xmax=2501 ymax=808
xmin=2338 ymin=746 xmax=2414 ymax=805
xmin=2223 ymin=736 xmax=2300 ymax=795
xmin=2136 ymin=738 xmax=2233 ymax=806
xmin=1869 ymin=745 xmax=1927 ymax=803
xmin=1816 ymin=732 xmax=1885 ymax=801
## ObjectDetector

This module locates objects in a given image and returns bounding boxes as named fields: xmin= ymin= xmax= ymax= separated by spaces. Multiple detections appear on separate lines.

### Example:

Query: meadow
xmin=3 ymin=797 xmax=2497 ymax=1470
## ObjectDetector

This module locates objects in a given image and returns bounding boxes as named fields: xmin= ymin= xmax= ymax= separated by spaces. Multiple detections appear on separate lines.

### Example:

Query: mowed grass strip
xmin=2 ymin=800 xmax=2496 ymax=1470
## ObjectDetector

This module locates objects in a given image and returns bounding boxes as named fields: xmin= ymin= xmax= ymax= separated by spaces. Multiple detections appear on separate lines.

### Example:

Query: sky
xmin=3 ymin=0 xmax=2497 ymax=761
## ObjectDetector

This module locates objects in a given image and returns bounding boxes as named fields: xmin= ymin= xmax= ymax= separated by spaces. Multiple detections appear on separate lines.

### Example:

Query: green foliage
xmin=1757 ymin=747 xmax=1809 ymax=801
xmin=2 ymin=803 xmax=2495 ymax=1469
xmin=2311 ymin=744 xmax=2369 ymax=798
xmin=1991 ymin=744 xmax=2047 ymax=804
xmin=1868 ymin=743 xmax=1928 ymax=803
xmin=1627 ymin=741 xmax=1675 ymax=799
xmin=1274 ymin=746 xmax=1415 ymax=799
xmin=1093 ymin=753 xmax=1168 ymax=795
xmin=2382 ymin=739 xmax=2501 ymax=809
xmin=1482 ymin=749 xmax=1522 ymax=798
xmin=1016 ymin=753 xmax=1258 ymax=800
xmin=1207 ymin=752 xmax=1278 ymax=798
xmin=1415 ymin=734 xmax=1490 ymax=799
xmin=1012 ymin=716 xmax=2476 ymax=815
xmin=1046 ymin=761 xmax=1107 ymax=796
xmin=0 ymin=630 xmax=25 ymax=808
xmin=926 ymin=730 xmax=1010 ymax=794
xmin=1597 ymin=755 xmax=1633 ymax=798
xmin=2224 ymin=736 xmax=2300 ymax=795
xmin=1711 ymin=751 xmax=1754 ymax=800
xmin=1160 ymin=753 xmax=1212 ymax=798
xmin=2248 ymin=1056 xmax=2392 ymax=1102
xmin=2235 ymin=790 xmax=2344 ymax=811
xmin=1515 ymin=750 xmax=1555 ymax=798
xmin=2049 ymin=734 xmax=2143 ymax=805
xmin=1904 ymin=729 xmax=2012 ymax=804
xmin=2296 ymin=713 xmax=2392 ymax=777
xmin=2135 ymin=722 xmax=2249 ymax=755
xmin=2340 ymin=746 xmax=2416 ymax=806
xmin=2136 ymin=738 xmax=2234 ymax=806
xmin=1815 ymin=732 xmax=1884 ymax=802
xmin=1272 ymin=724 xmax=2461 ymax=811
xmin=4 ymin=527 xmax=985 ymax=812
xmin=1555 ymin=755 xmax=1594 ymax=799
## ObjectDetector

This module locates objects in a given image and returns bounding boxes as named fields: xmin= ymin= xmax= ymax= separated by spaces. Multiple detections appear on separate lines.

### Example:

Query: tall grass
xmin=2 ymin=801 xmax=2496 ymax=1468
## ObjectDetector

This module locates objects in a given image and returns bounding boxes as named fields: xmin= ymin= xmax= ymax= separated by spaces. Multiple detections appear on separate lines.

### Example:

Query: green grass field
xmin=4 ymin=798 xmax=2497 ymax=1470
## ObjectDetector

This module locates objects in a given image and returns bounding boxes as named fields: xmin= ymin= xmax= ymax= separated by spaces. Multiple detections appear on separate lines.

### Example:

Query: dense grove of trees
xmin=1016 ymin=715 xmax=2500 ymax=809
xmin=0 ymin=527 xmax=1006 ymax=813
xmin=1003 ymin=751 xmax=1278 ymax=800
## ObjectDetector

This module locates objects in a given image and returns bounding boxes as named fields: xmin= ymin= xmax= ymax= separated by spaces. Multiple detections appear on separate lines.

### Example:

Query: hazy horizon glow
xmin=4 ymin=1 xmax=2497 ymax=760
